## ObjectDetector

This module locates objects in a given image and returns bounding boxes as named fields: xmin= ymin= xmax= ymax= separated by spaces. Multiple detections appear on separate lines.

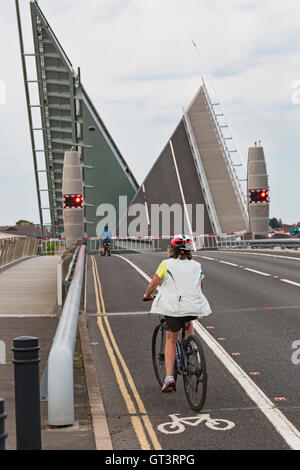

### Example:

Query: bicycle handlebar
xmin=142 ymin=295 xmax=156 ymax=302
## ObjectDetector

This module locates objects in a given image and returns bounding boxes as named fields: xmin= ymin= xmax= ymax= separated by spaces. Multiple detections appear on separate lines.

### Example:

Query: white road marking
xmin=244 ymin=268 xmax=271 ymax=277
xmin=193 ymin=321 xmax=300 ymax=450
xmin=116 ymin=254 xmax=300 ymax=450
xmin=219 ymin=261 xmax=239 ymax=267
xmin=219 ymin=251 xmax=300 ymax=262
xmin=157 ymin=413 xmax=235 ymax=435
xmin=198 ymin=256 xmax=216 ymax=261
xmin=169 ymin=140 xmax=196 ymax=252
xmin=280 ymin=279 xmax=300 ymax=288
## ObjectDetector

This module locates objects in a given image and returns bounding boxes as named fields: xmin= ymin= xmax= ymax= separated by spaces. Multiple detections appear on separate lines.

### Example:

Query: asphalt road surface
xmin=85 ymin=249 xmax=300 ymax=450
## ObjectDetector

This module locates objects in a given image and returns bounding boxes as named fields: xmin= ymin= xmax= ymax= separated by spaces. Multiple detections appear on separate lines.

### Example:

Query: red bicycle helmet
xmin=171 ymin=234 xmax=193 ymax=251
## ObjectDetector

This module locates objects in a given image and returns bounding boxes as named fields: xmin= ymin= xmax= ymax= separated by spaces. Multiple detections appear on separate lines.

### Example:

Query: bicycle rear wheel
xmin=152 ymin=322 xmax=178 ymax=387
xmin=152 ymin=323 xmax=166 ymax=387
xmin=183 ymin=335 xmax=207 ymax=412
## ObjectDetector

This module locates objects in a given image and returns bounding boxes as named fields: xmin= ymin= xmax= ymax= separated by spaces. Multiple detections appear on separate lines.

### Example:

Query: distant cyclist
xmin=143 ymin=235 xmax=212 ymax=393
xmin=290 ymin=224 xmax=300 ymax=237
xmin=100 ymin=224 xmax=112 ymax=256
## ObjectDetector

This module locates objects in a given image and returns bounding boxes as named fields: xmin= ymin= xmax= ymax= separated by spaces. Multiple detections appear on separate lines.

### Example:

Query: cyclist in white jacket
xmin=144 ymin=235 xmax=212 ymax=393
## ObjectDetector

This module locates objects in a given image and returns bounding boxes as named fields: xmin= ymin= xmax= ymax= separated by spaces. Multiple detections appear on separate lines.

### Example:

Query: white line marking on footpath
xmin=244 ymin=268 xmax=271 ymax=277
xmin=0 ymin=314 xmax=56 ymax=318
xmin=116 ymin=254 xmax=300 ymax=450
xmin=280 ymin=279 xmax=300 ymax=288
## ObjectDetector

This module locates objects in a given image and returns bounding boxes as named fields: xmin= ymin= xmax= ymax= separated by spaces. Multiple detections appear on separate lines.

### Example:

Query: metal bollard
xmin=12 ymin=337 xmax=42 ymax=450
xmin=0 ymin=399 xmax=8 ymax=450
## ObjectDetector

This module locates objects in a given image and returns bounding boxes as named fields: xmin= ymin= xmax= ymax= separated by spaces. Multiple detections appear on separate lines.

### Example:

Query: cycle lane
xmin=119 ymin=252 xmax=300 ymax=445
xmin=86 ymin=254 xmax=291 ymax=450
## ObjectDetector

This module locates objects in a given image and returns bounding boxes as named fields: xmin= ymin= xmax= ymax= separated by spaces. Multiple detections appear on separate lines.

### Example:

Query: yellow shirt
xmin=156 ymin=260 xmax=167 ymax=279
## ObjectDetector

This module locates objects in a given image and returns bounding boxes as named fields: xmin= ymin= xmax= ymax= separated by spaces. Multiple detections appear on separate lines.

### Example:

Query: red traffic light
xmin=63 ymin=194 xmax=83 ymax=209
xmin=249 ymin=189 xmax=269 ymax=204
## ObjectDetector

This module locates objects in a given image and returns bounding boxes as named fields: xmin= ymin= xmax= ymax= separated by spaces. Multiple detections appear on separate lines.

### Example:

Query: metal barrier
xmin=45 ymin=245 xmax=86 ymax=426
xmin=86 ymin=237 xmax=160 ymax=254
xmin=57 ymin=245 xmax=80 ymax=307
xmin=86 ymin=235 xmax=221 ymax=254
xmin=38 ymin=239 xmax=66 ymax=256
xmin=0 ymin=237 xmax=39 ymax=268
xmin=219 ymin=237 xmax=300 ymax=251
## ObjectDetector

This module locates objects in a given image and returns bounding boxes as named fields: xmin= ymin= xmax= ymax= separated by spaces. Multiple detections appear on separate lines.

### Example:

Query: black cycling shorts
xmin=164 ymin=316 xmax=198 ymax=333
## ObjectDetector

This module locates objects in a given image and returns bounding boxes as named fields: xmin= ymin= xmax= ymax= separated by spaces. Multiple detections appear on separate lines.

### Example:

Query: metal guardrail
xmin=57 ymin=245 xmax=81 ymax=308
xmin=44 ymin=245 xmax=86 ymax=426
xmin=0 ymin=237 xmax=39 ymax=268
xmin=219 ymin=237 xmax=300 ymax=250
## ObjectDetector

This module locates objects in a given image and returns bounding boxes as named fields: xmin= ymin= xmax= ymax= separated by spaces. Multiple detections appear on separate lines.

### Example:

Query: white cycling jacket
xmin=150 ymin=258 xmax=212 ymax=318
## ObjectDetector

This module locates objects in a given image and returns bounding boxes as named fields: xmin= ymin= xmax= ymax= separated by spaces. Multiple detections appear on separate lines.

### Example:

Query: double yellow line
xmin=91 ymin=256 xmax=161 ymax=450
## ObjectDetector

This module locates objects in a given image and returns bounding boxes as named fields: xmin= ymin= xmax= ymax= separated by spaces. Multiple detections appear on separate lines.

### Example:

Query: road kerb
xmin=79 ymin=310 xmax=113 ymax=450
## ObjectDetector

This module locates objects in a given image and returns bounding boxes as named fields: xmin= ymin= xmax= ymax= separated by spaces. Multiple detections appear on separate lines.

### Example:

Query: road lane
xmin=85 ymin=254 xmax=299 ymax=450
xmin=120 ymin=252 xmax=300 ymax=435
xmin=195 ymin=250 xmax=300 ymax=285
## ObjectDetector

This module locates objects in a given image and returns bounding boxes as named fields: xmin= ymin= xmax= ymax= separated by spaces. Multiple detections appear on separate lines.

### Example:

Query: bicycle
xmin=151 ymin=316 xmax=207 ymax=412
xmin=102 ymin=240 xmax=111 ymax=256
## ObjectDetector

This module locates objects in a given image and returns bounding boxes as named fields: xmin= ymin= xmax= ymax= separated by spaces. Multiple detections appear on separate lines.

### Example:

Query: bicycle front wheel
xmin=183 ymin=335 xmax=207 ymax=412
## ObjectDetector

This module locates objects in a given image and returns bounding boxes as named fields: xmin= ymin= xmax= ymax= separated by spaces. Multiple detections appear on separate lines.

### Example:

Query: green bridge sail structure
xmin=16 ymin=0 xmax=138 ymax=238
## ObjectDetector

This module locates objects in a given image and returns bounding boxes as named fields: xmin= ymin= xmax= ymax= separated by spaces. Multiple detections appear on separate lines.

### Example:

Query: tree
xmin=269 ymin=218 xmax=282 ymax=229
xmin=16 ymin=220 xmax=33 ymax=226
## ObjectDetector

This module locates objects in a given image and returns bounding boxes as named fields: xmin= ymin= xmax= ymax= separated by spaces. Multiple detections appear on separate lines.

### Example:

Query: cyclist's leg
xmin=164 ymin=329 xmax=179 ymax=377
xmin=184 ymin=316 xmax=199 ymax=337
xmin=184 ymin=317 xmax=199 ymax=352
xmin=185 ymin=321 xmax=194 ymax=338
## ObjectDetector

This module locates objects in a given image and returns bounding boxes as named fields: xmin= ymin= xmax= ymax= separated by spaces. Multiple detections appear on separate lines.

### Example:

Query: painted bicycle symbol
xmin=158 ymin=413 xmax=235 ymax=435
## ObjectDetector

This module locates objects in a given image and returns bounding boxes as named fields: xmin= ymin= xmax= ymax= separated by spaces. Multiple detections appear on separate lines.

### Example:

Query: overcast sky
xmin=0 ymin=0 xmax=299 ymax=226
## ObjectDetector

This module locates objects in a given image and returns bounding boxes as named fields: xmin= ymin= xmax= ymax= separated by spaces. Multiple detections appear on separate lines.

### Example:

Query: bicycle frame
xmin=175 ymin=325 xmax=189 ymax=376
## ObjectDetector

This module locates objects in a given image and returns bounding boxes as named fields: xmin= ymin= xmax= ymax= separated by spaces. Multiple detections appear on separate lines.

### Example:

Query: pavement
xmin=0 ymin=256 xmax=60 ymax=316
xmin=0 ymin=256 xmax=97 ymax=450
